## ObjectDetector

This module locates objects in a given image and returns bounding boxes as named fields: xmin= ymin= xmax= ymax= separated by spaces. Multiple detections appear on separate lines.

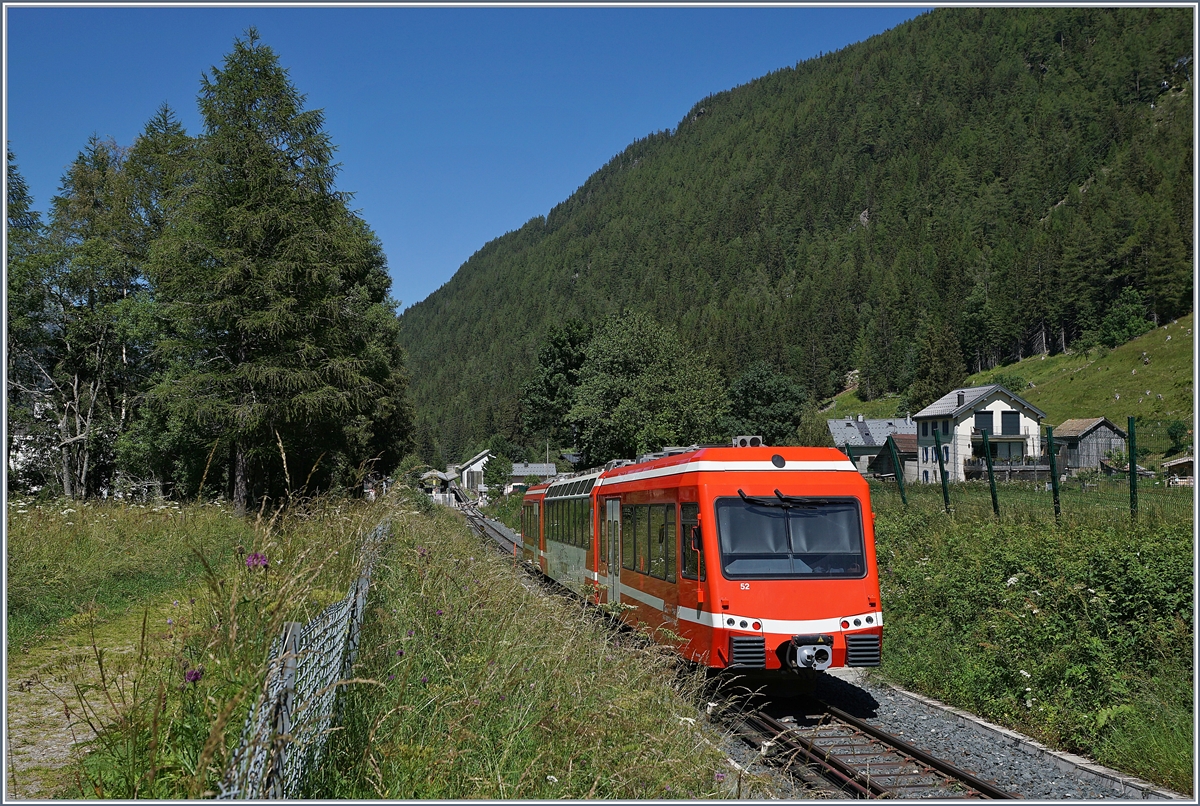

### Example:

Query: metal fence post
xmin=933 ymin=427 xmax=950 ymax=513
xmin=1128 ymin=416 xmax=1138 ymax=521
xmin=1046 ymin=426 xmax=1061 ymax=524
xmin=886 ymin=435 xmax=907 ymax=506
xmin=981 ymin=430 xmax=999 ymax=519
xmin=266 ymin=622 xmax=302 ymax=799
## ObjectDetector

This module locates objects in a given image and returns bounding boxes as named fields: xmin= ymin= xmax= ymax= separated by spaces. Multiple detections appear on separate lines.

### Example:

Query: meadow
xmin=5 ymin=491 xmax=737 ymax=799
xmin=824 ymin=313 xmax=1194 ymax=430
xmin=873 ymin=494 xmax=1193 ymax=795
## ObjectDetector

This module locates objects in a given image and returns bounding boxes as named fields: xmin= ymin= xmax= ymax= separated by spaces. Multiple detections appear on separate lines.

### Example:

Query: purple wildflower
xmin=184 ymin=668 xmax=203 ymax=684
xmin=166 ymin=618 xmax=174 ymax=625
xmin=396 ymin=649 xmax=404 ymax=657
xmin=407 ymin=630 xmax=414 ymax=637
xmin=246 ymin=552 xmax=268 ymax=569
xmin=715 ymin=772 xmax=726 ymax=783
xmin=436 ymin=609 xmax=443 ymax=616
xmin=173 ymin=600 xmax=179 ymax=607
xmin=499 ymin=694 xmax=505 ymax=701
xmin=388 ymin=674 xmax=395 ymax=680
xmin=189 ymin=597 xmax=196 ymax=605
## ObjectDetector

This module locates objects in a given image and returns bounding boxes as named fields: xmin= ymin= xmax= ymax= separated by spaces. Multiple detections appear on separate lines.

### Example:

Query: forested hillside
xmin=398 ymin=7 xmax=1192 ymax=463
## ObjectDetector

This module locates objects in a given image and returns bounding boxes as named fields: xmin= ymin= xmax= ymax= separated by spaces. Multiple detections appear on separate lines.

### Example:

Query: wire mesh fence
xmin=218 ymin=519 xmax=389 ymax=799
xmin=867 ymin=417 xmax=1193 ymax=526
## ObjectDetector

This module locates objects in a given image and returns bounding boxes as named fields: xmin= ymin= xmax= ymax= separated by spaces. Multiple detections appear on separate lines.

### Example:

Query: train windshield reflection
xmin=715 ymin=497 xmax=865 ymax=579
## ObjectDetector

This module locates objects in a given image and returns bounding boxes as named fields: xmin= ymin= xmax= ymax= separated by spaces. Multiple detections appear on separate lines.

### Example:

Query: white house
xmin=457 ymin=449 xmax=492 ymax=493
xmin=913 ymin=385 xmax=1045 ymax=484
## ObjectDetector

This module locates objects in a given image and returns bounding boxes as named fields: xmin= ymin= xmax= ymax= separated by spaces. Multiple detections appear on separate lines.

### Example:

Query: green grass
xmin=11 ymin=491 xmax=735 ymax=799
xmin=824 ymin=312 xmax=1193 ymax=430
xmin=5 ymin=497 xmax=254 ymax=651
xmin=970 ymin=312 xmax=1194 ymax=426
xmin=311 ymin=499 xmax=734 ymax=799
xmin=873 ymin=503 xmax=1193 ymax=795
xmin=8 ymin=494 xmax=390 ymax=798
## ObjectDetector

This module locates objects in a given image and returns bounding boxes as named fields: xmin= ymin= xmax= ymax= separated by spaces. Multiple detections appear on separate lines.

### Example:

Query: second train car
xmin=519 ymin=443 xmax=882 ymax=674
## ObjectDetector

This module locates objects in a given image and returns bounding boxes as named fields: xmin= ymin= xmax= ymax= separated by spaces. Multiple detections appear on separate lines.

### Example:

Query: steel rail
xmin=732 ymin=706 xmax=1017 ymax=799
xmin=820 ymin=702 xmax=1017 ymax=800
xmin=738 ymin=711 xmax=881 ymax=797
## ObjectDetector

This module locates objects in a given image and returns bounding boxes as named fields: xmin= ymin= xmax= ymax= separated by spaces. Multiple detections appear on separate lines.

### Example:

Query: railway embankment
xmin=874 ymin=506 xmax=1193 ymax=796
xmin=308 ymin=500 xmax=739 ymax=799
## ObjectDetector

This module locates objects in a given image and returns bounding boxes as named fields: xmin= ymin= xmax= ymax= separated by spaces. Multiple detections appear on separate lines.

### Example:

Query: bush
xmin=874 ymin=509 xmax=1193 ymax=794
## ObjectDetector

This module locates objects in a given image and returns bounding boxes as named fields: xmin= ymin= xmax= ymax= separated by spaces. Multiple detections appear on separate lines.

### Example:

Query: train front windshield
xmin=714 ymin=497 xmax=866 ymax=579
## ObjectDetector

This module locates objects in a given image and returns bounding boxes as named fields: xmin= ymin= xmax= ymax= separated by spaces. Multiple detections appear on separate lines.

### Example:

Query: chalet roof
xmin=891 ymin=433 xmax=918 ymax=454
xmin=421 ymin=470 xmax=452 ymax=482
xmin=826 ymin=416 xmax=916 ymax=448
xmin=459 ymin=449 xmax=492 ymax=471
xmin=914 ymin=385 xmax=1046 ymax=420
xmin=512 ymin=462 xmax=558 ymax=477
xmin=1052 ymin=417 xmax=1127 ymax=440
xmin=1161 ymin=455 xmax=1194 ymax=470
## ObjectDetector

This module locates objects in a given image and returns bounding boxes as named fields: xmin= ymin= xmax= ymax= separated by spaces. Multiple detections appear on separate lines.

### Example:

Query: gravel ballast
xmin=796 ymin=669 xmax=1185 ymax=800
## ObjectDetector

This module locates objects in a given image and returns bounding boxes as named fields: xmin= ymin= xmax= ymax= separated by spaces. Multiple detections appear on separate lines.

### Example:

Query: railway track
xmin=730 ymin=699 xmax=1017 ymax=799
xmin=460 ymin=502 xmax=522 ymax=556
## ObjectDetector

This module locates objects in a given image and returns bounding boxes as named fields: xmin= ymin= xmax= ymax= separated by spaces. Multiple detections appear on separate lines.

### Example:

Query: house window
xmin=943 ymin=420 xmax=950 ymax=435
xmin=974 ymin=412 xmax=993 ymax=434
xmin=923 ymin=470 xmax=929 ymax=483
xmin=942 ymin=445 xmax=949 ymax=463
xmin=922 ymin=446 xmax=928 ymax=462
xmin=1001 ymin=411 xmax=1020 ymax=436
xmin=922 ymin=422 xmax=929 ymax=437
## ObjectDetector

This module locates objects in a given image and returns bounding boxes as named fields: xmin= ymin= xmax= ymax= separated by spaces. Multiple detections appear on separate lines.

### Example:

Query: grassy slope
xmin=825 ymin=312 xmax=1194 ymax=427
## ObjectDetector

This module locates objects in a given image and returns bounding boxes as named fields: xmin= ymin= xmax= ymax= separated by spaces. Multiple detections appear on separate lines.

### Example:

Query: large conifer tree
xmin=151 ymin=30 xmax=411 ymax=513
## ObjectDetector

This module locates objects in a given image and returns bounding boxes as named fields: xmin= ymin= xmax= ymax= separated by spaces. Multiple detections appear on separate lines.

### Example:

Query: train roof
xmin=596 ymin=445 xmax=856 ymax=486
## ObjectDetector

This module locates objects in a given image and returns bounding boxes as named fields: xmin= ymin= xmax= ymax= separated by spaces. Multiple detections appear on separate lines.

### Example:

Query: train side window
xmin=649 ymin=505 xmax=667 ymax=580
xmin=621 ymin=505 xmax=636 ymax=570
xmin=680 ymin=502 xmax=704 ymax=581
xmin=578 ymin=498 xmax=585 ymax=548
xmin=636 ymin=505 xmax=650 ymax=574
xmin=665 ymin=505 xmax=676 ymax=582
xmin=586 ymin=500 xmax=593 ymax=551
xmin=577 ymin=498 xmax=584 ymax=547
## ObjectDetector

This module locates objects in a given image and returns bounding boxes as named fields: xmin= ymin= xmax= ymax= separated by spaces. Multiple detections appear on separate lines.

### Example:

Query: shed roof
xmin=1051 ymin=417 xmax=1127 ymax=440
xmin=913 ymin=384 xmax=1046 ymax=420
xmin=1161 ymin=455 xmax=1194 ymax=470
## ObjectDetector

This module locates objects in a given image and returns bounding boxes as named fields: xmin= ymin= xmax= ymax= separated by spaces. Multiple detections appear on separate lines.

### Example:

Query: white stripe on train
xmin=596 ymin=572 xmax=882 ymax=635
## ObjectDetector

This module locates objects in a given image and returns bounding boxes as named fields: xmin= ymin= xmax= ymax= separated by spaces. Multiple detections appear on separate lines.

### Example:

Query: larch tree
xmin=150 ymin=29 xmax=411 ymax=514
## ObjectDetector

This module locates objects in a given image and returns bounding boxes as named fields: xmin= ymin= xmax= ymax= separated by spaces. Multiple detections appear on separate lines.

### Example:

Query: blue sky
xmin=5 ymin=5 xmax=928 ymax=311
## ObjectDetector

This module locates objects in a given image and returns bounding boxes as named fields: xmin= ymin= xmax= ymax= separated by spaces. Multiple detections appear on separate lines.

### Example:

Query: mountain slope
xmin=398 ymin=7 xmax=1193 ymax=461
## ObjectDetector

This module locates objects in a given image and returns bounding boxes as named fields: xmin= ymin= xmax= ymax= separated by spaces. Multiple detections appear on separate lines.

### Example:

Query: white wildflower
xmin=1006 ymin=576 xmax=1019 ymax=587
xmin=1019 ymin=670 xmax=1031 ymax=678
xmin=546 ymin=775 xmax=558 ymax=784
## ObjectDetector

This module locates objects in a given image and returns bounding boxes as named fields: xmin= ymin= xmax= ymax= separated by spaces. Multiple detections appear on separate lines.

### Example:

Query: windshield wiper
xmin=737 ymin=489 xmax=843 ymax=508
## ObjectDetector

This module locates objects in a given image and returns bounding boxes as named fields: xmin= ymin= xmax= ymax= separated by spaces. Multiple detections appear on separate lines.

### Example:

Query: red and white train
xmin=519 ymin=442 xmax=882 ymax=675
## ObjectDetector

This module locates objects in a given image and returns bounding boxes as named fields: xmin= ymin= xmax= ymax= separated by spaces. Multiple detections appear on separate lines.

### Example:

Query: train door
xmin=604 ymin=498 xmax=621 ymax=604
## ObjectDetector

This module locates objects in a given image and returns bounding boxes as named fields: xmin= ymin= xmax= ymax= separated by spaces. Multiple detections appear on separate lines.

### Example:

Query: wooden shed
xmin=1051 ymin=418 xmax=1127 ymax=473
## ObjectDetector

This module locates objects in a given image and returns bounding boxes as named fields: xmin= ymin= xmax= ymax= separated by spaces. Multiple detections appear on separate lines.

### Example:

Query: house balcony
xmin=970 ymin=427 xmax=1036 ymax=442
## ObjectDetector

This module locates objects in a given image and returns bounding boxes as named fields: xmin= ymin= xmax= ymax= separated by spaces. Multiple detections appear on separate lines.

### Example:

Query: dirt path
xmin=6 ymin=595 xmax=183 ymax=799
